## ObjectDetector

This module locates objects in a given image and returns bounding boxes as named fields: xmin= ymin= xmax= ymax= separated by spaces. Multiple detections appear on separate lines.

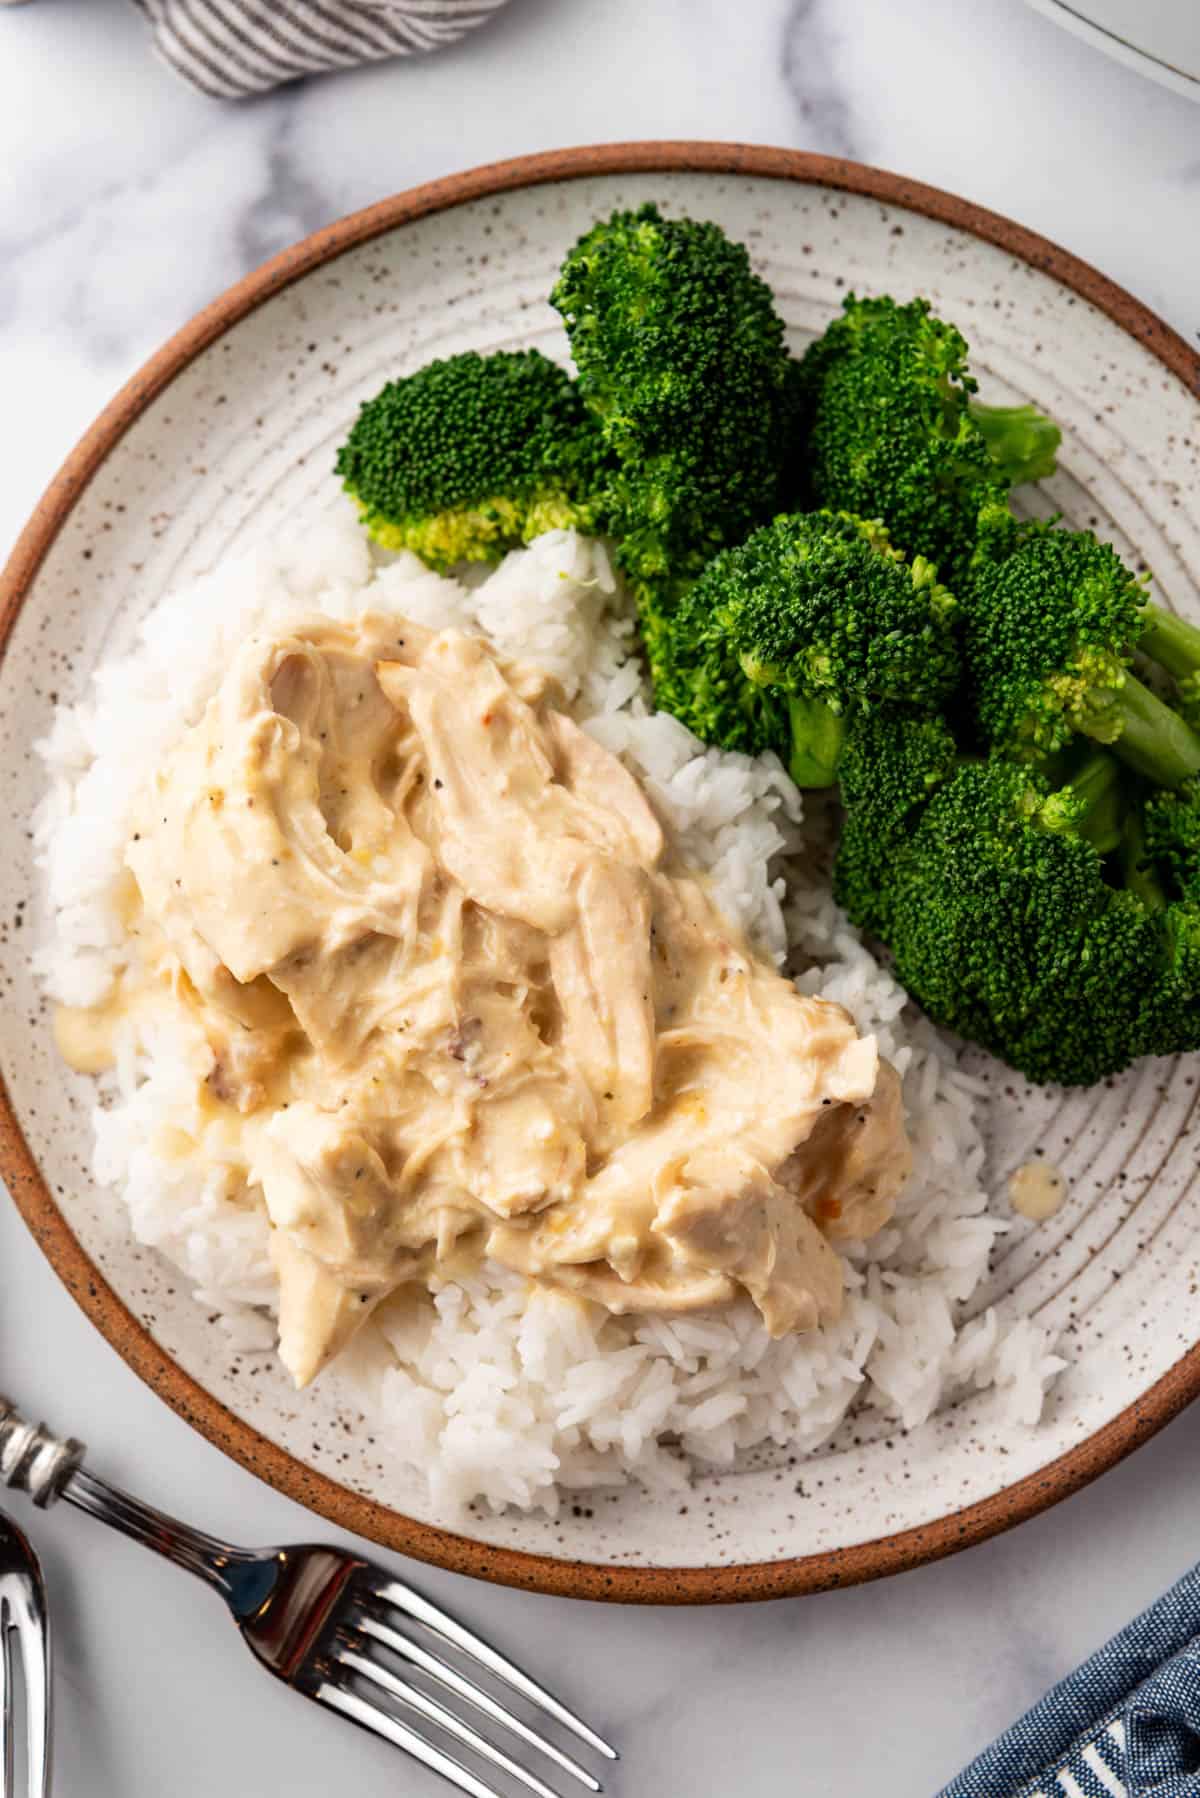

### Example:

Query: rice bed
xmin=32 ymin=512 xmax=1064 ymax=1515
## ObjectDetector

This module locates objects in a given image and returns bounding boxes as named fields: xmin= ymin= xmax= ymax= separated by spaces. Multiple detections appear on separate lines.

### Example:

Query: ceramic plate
xmin=3 ymin=146 xmax=1199 ymax=1604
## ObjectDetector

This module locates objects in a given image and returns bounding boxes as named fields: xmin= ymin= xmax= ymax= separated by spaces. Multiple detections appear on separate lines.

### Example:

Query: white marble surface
xmin=1 ymin=2 xmax=1198 ymax=1793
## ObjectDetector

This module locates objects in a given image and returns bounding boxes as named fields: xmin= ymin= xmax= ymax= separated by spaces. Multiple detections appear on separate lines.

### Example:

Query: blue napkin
xmin=941 ymin=1559 xmax=1200 ymax=1796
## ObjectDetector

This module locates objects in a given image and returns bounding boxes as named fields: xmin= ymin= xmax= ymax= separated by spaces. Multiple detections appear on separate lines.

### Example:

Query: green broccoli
xmin=1143 ymin=781 xmax=1200 ymax=902
xmin=829 ymin=708 xmax=962 ymax=940
xmin=651 ymin=510 xmax=959 ymax=787
xmin=834 ymin=716 xmax=1200 ymax=1085
xmin=969 ymin=403 xmax=1063 ymax=488
xmin=334 ymin=349 xmax=609 ymax=569
xmin=963 ymin=505 xmax=1200 ymax=788
xmin=798 ymin=294 xmax=1061 ymax=585
xmin=551 ymin=202 xmax=793 ymax=675
xmin=1137 ymin=605 xmax=1200 ymax=731
xmin=1118 ymin=805 xmax=1167 ymax=911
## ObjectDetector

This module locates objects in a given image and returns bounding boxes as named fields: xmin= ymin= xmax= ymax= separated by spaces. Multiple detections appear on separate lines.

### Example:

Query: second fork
xmin=0 ymin=1395 xmax=616 ymax=1798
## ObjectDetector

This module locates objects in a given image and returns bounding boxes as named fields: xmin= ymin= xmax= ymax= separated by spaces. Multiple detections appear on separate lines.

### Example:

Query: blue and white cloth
xmin=942 ymin=1559 xmax=1200 ymax=1797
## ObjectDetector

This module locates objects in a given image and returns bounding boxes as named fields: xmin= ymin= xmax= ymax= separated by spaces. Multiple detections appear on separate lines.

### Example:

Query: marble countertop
xmin=2 ymin=2 xmax=1198 ymax=1793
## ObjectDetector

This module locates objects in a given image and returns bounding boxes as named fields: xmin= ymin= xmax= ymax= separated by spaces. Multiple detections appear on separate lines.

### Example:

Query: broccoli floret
xmin=652 ymin=511 xmax=959 ymax=787
xmin=551 ymin=203 xmax=793 ymax=672
xmin=1143 ymin=782 xmax=1200 ymax=903
xmin=334 ymin=350 xmax=609 ymax=569
xmin=798 ymin=295 xmax=1060 ymax=585
xmin=963 ymin=505 xmax=1200 ymax=788
xmin=835 ymin=722 xmax=1200 ymax=1085
xmin=832 ymin=709 xmax=961 ymax=939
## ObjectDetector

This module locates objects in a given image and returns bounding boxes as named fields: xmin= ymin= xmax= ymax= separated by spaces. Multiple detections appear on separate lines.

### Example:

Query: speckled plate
xmin=2 ymin=146 xmax=1199 ymax=1604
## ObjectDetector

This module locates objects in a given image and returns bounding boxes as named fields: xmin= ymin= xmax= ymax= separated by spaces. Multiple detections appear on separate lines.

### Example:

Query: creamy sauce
xmin=1009 ymin=1160 xmax=1067 ymax=1223
xmin=55 ymin=991 xmax=130 ymax=1075
xmin=62 ymin=614 xmax=911 ymax=1386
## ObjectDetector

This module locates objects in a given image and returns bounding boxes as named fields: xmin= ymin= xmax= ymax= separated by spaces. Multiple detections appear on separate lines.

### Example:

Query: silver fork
xmin=0 ymin=1397 xmax=616 ymax=1798
xmin=0 ymin=1510 xmax=50 ymax=1798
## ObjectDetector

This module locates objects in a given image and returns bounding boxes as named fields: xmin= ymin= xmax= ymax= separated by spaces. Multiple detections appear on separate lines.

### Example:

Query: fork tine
xmin=353 ymin=1609 xmax=601 ymax=1792
xmin=369 ymin=1579 xmax=618 ymax=1761
xmin=1 ymin=1600 xmax=13 ymax=1798
xmin=337 ymin=1645 xmax=562 ymax=1798
xmin=317 ymin=1680 xmax=503 ymax=1798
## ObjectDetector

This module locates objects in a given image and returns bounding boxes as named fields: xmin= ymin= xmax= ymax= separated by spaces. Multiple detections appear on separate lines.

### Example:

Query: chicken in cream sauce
xmin=59 ymin=614 xmax=911 ymax=1385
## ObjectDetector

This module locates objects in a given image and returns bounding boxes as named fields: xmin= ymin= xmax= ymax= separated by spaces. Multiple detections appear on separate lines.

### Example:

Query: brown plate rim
xmin=3 ymin=142 xmax=1199 ymax=1605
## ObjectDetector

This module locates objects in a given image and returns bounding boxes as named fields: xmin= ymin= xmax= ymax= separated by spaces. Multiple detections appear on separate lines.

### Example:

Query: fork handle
xmin=0 ymin=1395 xmax=268 ymax=1605
xmin=0 ymin=1395 xmax=84 ymax=1507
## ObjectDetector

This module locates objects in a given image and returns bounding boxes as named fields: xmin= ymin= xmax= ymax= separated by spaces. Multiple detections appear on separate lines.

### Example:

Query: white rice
xmin=32 ymin=508 xmax=1065 ymax=1515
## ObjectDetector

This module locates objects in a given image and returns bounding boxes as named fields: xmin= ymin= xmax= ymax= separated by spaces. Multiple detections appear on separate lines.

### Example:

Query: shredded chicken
xmin=61 ymin=614 xmax=912 ymax=1385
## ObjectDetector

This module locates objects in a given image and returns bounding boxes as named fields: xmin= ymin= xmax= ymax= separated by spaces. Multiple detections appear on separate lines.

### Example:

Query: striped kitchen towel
xmin=941 ymin=1556 xmax=1200 ymax=1796
xmin=130 ymin=0 xmax=511 ymax=98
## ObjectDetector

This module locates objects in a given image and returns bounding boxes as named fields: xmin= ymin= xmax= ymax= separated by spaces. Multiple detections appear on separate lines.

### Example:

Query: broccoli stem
xmin=1120 ymin=807 xmax=1167 ymax=910
xmin=1069 ymin=751 xmax=1123 ymax=855
xmin=1101 ymin=673 xmax=1200 ymax=789
xmin=1041 ymin=751 xmax=1122 ymax=853
xmin=1138 ymin=603 xmax=1200 ymax=683
xmin=785 ymin=695 xmax=847 ymax=788
xmin=969 ymin=401 xmax=1062 ymax=486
